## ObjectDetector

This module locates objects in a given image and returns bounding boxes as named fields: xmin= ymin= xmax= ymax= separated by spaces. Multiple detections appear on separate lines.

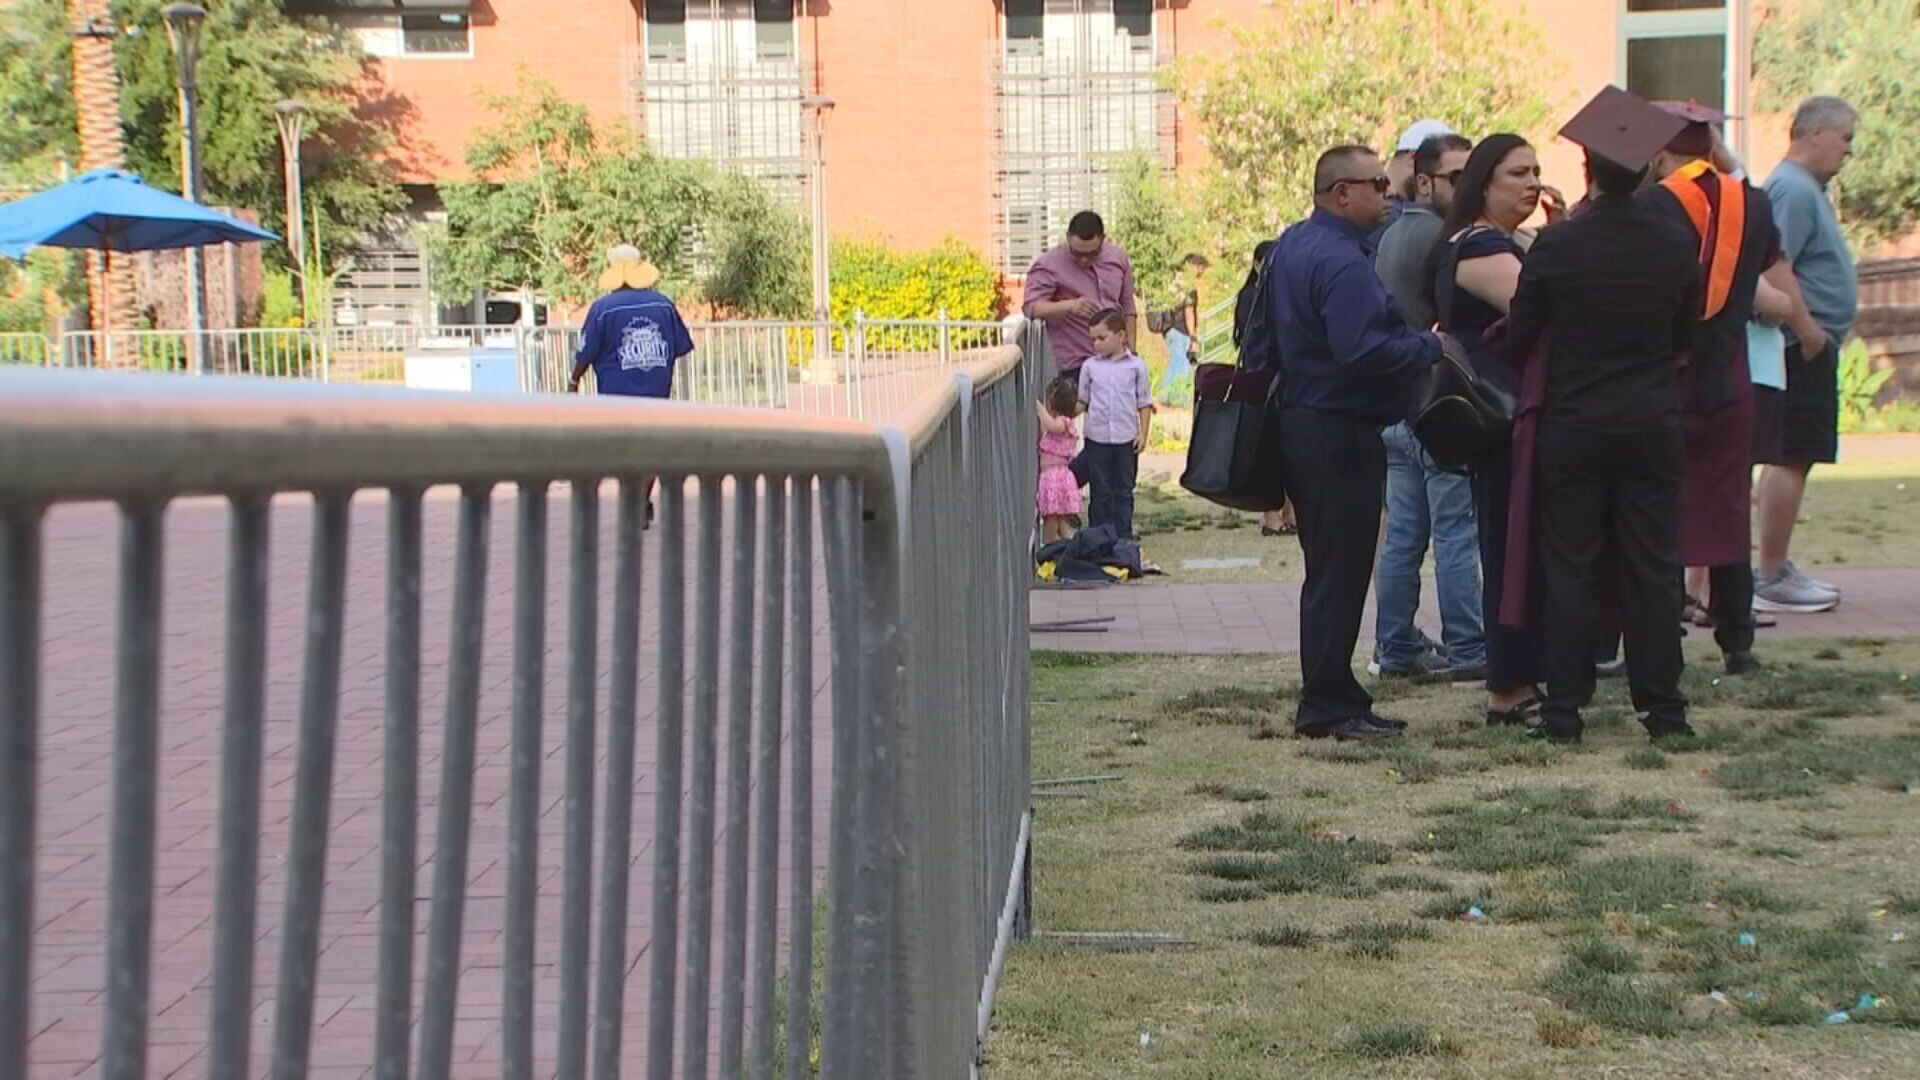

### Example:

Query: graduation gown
xmin=1642 ymin=165 xmax=1782 ymax=567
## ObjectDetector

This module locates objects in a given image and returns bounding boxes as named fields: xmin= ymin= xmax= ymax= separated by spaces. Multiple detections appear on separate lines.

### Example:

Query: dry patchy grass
xmin=989 ymin=640 xmax=1920 ymax=1078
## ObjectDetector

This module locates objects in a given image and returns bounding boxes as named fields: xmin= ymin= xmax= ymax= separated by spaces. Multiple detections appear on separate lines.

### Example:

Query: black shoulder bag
xmin=1410 ymin=226 xmax=1516 ymax=472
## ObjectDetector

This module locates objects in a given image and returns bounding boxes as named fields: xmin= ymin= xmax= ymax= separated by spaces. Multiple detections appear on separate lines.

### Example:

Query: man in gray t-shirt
xmin=1754 ymin=95 xmax=1860 ymax=614
xmin=1367 ymin=133 xmax=1488 ymax=681
xmin=1375 ymin=135 xmax=1471 ymax=331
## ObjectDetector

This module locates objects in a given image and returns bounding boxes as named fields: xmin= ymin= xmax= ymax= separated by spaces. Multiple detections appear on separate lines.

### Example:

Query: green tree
xmin=1756 ymin=0 xmax=1920 ymax=249
xmin=1107 ymin=152 xmax=1199 ymax=311
xmin=1175 ymin=0 xmax=1557 ymax=261
xmin=113 ymin=0 xmax=405 ymax=264
xmin=431 ymin=77 xmax=809 ymax=315
xmin=0 ymin=0 xmax=404 ymax=270
xmin=0 ymin=0 xmax=78 ymax=191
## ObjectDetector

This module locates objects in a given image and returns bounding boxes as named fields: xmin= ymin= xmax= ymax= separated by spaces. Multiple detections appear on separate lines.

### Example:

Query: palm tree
xmin=67 ymin=0 xmax=137 ymax=335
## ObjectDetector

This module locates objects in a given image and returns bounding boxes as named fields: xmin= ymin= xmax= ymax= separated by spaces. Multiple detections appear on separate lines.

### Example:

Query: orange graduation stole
xmin=1659 ymin=159 xmax=1746 ymax=320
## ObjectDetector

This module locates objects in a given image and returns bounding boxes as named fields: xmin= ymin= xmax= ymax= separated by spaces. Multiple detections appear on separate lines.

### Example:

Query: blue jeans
xmin=1374 ymin=422 xmax=1487 ymax=670
xmin=1157 ymin=329 xmax=1193 ymax=405
xmin=1082 ymin=440 xmax=1138 ymax=539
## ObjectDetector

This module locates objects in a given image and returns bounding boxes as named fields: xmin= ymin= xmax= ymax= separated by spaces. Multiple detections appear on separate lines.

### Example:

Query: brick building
xmin=300 ymin=1 xmax=1769 ymax=325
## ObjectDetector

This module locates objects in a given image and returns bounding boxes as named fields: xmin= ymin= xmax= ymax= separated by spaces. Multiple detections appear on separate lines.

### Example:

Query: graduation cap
xmin=1652 ymin=99 xmax=1731 ymax=157
xmin=1558 ymin=85 xmax=1691 ymax=172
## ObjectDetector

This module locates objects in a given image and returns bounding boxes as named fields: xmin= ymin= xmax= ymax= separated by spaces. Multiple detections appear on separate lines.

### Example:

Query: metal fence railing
xmin=4 ymin=315 xmax=1022 ymax=423
xmin=0 ymin=321 xmax=1040 ymax=1078
xmin=1198 ymin=294 xmax=1238 ymax=366
xmin=0 ymin=333 xmax=52 ymax=368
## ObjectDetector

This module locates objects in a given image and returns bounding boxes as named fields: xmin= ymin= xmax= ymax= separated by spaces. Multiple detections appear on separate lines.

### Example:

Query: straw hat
xmin=598 ymin=244 xmax=661 ymax=291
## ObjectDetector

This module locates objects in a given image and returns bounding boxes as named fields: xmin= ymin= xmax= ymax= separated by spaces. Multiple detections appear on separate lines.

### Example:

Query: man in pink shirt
xmin=1022 ymin=211 xmax=1138 ymax=375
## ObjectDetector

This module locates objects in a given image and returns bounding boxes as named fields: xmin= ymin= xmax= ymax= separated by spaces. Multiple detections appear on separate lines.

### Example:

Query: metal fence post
xmin=938 ymin=308 xmax=951 ymax=367
xmin=851 ymin=311 xmax=868 ymax=419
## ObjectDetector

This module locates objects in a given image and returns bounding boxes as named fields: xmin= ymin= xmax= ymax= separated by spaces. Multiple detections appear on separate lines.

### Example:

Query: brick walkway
xmin=1032 ymin=568 xmax=1920 ymax=653
xmin=27 ymin=487 xmax=834 ymax=1078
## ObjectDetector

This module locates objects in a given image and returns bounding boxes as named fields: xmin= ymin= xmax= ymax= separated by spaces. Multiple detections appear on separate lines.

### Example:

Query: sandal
xmin=1487 ymin=695 xmax=1544 ymax=728
xmin=1681 ymin=594 xmax=1707 ymax=627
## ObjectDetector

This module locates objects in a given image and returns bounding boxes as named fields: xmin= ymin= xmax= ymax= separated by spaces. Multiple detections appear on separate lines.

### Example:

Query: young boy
xmin=1076 ymin=308 xmax=1154 ymax=539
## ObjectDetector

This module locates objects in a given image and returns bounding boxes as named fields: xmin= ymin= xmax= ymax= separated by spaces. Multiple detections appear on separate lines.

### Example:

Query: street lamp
xmin=801 ymin=94 xmax=835 ymax=381
xmin=162 ymin=2 xmax=209 ymax=373
xmin=274 ymin=99 xmax=310 ymax=327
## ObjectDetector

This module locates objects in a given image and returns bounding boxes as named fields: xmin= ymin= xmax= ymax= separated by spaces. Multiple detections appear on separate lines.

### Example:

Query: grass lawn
xmin=989 ymin=640 xmax=1920 ymax=1078
xmin=1130 ymin=454 xmax=1920 ymax=585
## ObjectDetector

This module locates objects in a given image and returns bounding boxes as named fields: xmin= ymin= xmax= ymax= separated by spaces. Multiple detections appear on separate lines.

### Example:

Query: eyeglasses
xmin=1423 ymin=168 xmax=1466 ymax=185
xmin=1321 ymin=174 xmax=1392 ymax=195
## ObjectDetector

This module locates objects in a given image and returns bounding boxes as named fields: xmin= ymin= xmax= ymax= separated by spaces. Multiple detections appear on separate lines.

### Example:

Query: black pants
xmin=1081 ymin=440 xmax=1138 ymax=538
xmin=1281 ymin=408 xmax=1385 ymax=732
xmin=1471 ymin=442 xmax=1546 ymax=692
xmin=1707 ymin=562 xmax=1754 ymax=656
xmin=1536 ymin=421 xmax=1688 ymax=733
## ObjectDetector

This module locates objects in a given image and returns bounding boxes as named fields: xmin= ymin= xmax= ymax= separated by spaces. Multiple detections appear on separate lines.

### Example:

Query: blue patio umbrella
xmin=0 ymin=169 xmax=277 ymax=332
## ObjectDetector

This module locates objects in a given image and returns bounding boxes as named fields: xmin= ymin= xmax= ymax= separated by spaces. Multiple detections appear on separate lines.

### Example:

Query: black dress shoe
xmin=1524 ymin=722 xmax=1582 ymax=744
xmin=1643 ymin=720 xmax=1698 ymax=741
xmin=1723 ymin=651 xmax=1760 ymax=676
xmin=1365 ymin=713 xmax=1408 ymax=731
xmin=1299 ymin=716 xmax=1401 ymax=740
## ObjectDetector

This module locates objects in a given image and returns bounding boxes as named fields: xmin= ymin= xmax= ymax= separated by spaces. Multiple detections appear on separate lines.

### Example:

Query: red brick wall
xmin=375 ymin=0 xmax=642 ymax=182
xmin=806 ymin=0 xmax=999 ymax=256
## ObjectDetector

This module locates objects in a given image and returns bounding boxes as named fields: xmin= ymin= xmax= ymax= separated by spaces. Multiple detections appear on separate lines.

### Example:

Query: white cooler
xmin=403 ymin=342 xmax=521 ymax=393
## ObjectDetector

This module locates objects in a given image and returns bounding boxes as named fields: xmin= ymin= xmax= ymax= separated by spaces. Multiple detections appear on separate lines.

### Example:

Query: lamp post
xmin=274 ymin=99 xmax=310 ymax=327
xmin=801 ymin=94 xmax=835 ymax=381
xmin=162 ymin=2 xmax=209 ymax=373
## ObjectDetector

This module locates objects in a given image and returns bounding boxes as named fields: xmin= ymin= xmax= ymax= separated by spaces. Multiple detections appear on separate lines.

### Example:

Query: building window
xmin=637 ymin=0 xmax=805 ymax=201
xmin=754 ymin=0 xmax=794 ymax=61
xmin=995 ymin=0 xmax=1171 ymax=273
xmin=646 ymin=0 xmax=687 ymax=61
xmin=1619 ymin=0 xmax=1728 ymax=111
xmin=1626 ymin=35 xmax=1726 ymax=111
xmin=401 ymin=12 xmax=471 ymax=56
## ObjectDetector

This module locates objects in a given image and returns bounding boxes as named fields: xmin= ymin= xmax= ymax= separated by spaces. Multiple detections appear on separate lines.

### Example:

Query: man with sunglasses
xmin=1367 ymin=132 xmax=1487 ymax=686
xmin=1259 ymin=145 xmax=1447 ymax=741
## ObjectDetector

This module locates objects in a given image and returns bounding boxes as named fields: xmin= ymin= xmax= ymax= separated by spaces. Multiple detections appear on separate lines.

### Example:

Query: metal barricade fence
xmin=0 ymin=334 xmax=53 ymax=368
xmin=20 ymin=317 xmax=1015 ymax=423
xmin=0 ymin=325 xmax=1038 ymax=1078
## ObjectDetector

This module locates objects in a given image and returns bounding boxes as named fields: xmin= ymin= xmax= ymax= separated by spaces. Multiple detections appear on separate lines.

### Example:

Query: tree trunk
xmin=67 ymin=0 xmax=138 ymax=339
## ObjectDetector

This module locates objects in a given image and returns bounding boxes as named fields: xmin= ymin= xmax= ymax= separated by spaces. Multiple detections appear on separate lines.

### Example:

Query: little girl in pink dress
xmin=1036 ymin=377 xmax=1084 ymax=542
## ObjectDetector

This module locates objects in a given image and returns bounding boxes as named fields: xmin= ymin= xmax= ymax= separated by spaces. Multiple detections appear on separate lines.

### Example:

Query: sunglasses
xmin=1321 ymin=174 xmax=1391 ymax=195
xmin=1423 ymin=168 xmax=1466 ymax=185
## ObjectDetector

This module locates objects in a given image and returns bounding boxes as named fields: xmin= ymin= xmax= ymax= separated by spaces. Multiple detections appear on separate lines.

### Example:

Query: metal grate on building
xmin=631 ymin=0 xmax=809 ymax=203
xmin=993 ymin=0 xmax=1175 ymax=275
xmin=330 ymin=248 xmax=432 ymax=328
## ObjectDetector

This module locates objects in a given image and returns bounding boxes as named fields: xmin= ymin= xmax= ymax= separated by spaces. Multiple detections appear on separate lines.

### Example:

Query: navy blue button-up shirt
xmin=1269 ymin=209 xmax=1441 ymax=423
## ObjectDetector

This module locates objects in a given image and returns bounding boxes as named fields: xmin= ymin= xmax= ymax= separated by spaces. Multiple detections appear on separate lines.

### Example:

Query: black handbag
xmin=1180 ymin=364 xmax=1289 ymax=512
xmin=1413 ymin=227 xmax=1516 ymax=472
xmin=1410 ymin=336 xmax=1515 ymax=473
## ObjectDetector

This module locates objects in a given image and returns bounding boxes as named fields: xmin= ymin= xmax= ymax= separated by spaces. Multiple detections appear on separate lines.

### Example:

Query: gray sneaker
xmin=1782 ymin=560 xmax=1841 ymax=600
xmin=1753 ymin=567 xmax=1839 ymax=613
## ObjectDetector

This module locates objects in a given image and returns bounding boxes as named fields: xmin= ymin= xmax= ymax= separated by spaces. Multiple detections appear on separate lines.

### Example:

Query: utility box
xmin=403 ymin=343 xmax=520 ymax=393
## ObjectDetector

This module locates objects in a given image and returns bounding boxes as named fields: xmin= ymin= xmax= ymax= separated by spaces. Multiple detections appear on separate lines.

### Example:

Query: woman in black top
xmin=1431 ymin=134 xmax=1566 ymax=725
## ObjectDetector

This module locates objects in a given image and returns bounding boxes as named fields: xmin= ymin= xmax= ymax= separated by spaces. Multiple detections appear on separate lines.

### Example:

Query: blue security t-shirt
xmin=576 ymin=288 xmax=695 ymax=397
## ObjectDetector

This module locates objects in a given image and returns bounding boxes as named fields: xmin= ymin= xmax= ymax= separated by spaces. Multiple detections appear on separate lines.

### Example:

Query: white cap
xmin=1395 ymin=118 xmax=1456 ymax=154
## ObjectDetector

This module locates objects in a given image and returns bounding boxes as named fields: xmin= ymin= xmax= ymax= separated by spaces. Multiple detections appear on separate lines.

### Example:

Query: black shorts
xmin=1751 ymin=386 xmax=1786 ymax=464
xmin=1772 ymin=340 xmax=1839 ymax=465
